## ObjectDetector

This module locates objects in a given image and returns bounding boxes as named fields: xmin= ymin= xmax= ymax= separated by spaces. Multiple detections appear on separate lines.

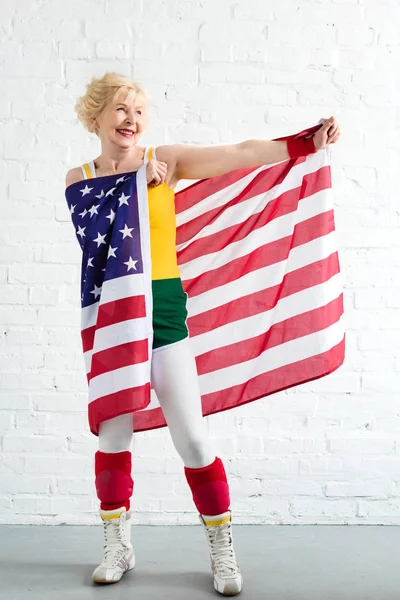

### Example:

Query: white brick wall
xmin=1 ymin=0 xmax=399 ymax=525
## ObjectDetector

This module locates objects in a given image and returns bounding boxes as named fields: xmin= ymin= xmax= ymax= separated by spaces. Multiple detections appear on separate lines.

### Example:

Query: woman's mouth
xmin=117 ymin=129 xmax=134 ymax=138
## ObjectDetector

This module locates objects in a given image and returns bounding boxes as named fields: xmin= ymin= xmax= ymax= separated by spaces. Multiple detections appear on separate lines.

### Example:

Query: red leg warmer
xmin=95 ymin=450 xmax=133 ymax=511
xmin=184 ymin=457 xmax=230 ymax=516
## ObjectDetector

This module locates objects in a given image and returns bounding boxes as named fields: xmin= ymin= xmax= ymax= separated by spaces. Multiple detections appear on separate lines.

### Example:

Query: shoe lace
xmin=206 ymin=522 xmax=238 ymax=577
xmin=102 ymin=515 xmax=129 ymax=567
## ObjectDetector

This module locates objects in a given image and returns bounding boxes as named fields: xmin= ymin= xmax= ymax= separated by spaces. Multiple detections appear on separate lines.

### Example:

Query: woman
xmin=65 ymin=72 xmax=341 ymax=595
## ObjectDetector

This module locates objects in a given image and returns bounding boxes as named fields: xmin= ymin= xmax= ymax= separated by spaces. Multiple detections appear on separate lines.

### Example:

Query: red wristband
xmin=287 ymin=136 xmax=317 ymax=159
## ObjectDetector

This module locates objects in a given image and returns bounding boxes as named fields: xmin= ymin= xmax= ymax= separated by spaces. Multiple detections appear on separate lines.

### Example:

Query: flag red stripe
xmin=96 ymin=295 xmax=146 ymax=328
xmin=177 ymin=164 xmax=331 ymax=254
xmin=88 ymin=382 xmax=151 ymax=436
xmin=82 ymin=325 xmax=95 ymax=354
xmin=182 ymin=213 xmax=337 ymax=300
xmin=195 ymin=295 xmax=344 ymax=375
xmin=187 ymin=252 xmax=340 ymax=337
xmin=89 ymin=339 xmax=148 ymax=380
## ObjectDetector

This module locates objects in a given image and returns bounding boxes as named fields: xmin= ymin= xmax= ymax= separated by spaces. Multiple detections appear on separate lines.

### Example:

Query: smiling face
xmin=93 ymin=89 xmax=149 ymax=148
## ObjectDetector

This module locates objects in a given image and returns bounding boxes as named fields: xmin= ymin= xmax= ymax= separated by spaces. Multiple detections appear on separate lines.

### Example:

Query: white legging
xmin=98 ymin=337 xmax=216 ymax=469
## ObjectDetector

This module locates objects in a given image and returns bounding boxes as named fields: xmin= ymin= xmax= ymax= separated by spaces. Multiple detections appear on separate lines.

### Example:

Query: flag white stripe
xmin=100 ymin=272 xmax=146 ymax=305
xmin=89 ymin=361 xmax=149 ymax=402
xmin=197 ymin=315 xmax=345 ymax=395
xmin=186 ymin=230 xmax=338 ymax=317
xmin=190 ymin=273 xmax=342 ymax=356
xmin=93 ymin=317 xmax=149 ymax=353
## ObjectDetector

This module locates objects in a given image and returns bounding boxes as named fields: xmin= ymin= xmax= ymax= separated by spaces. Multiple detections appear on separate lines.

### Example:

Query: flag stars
xmin=79 ymin=208 xmax=88 ymax=218
xmin=88 ymin=204 xmax=100 ymax=218
xmin=93 ymin=232 xmax=107 ymax=247
xmin=90 ymin=284 xmax=102 ymax=299
xmin=80 ymin=185 xmax=93 ymax=197
xmin=116 ymin=176 xmax=126 ymax=184
xmin=119 ymin=224 xmax=134 ymax=239
xmin=106 ymin=209 xmax=116 ymax=224
xmin=107 ymin=246 xmax=118 ymax=259
xmin=106 ymin=187 xmax=116 ymax=197
xmin=118 ymin=192 xmax=130 ymax=206
xmin=124 ymin=256 xmax=138 ymax=271
xmin=77 ymin=225 xmax=86 ymax=238
xmin=87 ymin=257 xmax=94 ymax=267
xmin=95 ymin=189 xmax=105 ymax=200
xmin=70 ymin=204 xmax=76 ymax=215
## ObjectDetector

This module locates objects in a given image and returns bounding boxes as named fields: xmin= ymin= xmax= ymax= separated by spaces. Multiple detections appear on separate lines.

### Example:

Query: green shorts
xmin=152 ymin=278 xmax=189 ymax=350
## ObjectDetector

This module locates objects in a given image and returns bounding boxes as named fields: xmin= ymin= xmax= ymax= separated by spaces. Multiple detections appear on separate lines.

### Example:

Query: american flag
xmin=66 ymin=126 xmax=345 ymax=435
xmin=66 ymin=166 xmax=153 ymax=434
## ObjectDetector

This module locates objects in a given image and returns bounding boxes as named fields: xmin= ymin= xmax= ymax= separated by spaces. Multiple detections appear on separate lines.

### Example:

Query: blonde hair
xmin=74 ymin=72 xmax=149 ymax=136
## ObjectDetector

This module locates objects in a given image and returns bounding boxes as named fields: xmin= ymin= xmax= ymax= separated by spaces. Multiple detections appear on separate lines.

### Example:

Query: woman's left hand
xmin=313 ymin=116 xmax=341 ymax=151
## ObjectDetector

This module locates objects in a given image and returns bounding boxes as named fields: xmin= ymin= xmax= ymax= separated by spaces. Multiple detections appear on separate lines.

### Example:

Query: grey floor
xmin=0 ymin=524 xmax=399 ymax=600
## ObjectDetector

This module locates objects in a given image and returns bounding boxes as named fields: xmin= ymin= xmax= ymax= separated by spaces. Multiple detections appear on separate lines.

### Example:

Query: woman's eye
xmin=118 ymin=107 xmax=126 ymax=112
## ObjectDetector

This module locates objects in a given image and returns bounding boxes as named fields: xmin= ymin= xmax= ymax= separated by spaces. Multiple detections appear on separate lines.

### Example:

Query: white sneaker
xmin=92 ymin=506 xmax=135 ymax=584
xmin=200 ymin=511 xmax=243 ymax=596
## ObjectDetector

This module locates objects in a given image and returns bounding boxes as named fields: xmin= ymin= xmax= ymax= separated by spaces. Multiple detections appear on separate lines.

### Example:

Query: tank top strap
xmin=144 ymin=146 xmax=156 ymax=164
xmin=80 ymin=161 xmax=96 ymax=179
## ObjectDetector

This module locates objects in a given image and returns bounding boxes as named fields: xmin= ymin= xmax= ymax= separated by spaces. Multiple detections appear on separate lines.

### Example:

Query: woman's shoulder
xmin=65 ymin=166 xmax=85 ymax=189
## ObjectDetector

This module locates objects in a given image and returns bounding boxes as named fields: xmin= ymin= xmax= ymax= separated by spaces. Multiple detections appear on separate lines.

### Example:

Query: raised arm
xmin=157 ymin=116 xmax=340 ymax=184
xmin=161 ymin=140 xmax=291 ymax=182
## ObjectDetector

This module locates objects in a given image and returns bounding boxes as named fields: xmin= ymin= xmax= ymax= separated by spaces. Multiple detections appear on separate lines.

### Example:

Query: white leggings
xmin=98 ymin=338 xmax=216 ymax=469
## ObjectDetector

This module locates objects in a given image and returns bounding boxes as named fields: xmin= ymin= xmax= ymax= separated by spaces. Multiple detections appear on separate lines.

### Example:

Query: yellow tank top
xmin=81 ymin=146 xmax=180 ymax=281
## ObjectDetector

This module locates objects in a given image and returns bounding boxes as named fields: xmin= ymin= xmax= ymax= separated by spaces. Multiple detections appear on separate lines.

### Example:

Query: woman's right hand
xmin=146 ymin=159 xmax=168 ymax=187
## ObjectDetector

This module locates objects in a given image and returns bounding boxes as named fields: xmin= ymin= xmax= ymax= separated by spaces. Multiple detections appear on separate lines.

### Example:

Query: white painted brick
xmin=24 ymin=454 xmax=91 ymax=476
xmin=387 ymin=289 xmax=400 ymax=308
xmin=230 ymin=457 xmax=298 ymax=477
xmin=200 ymin=64 xmax=264 ymax=85
xmin=95 ymin=41 xmax=130 ymax=59
xmin=0 ymin=285 xmax=28 ymax=305
xmin=261 ymin=480 xmax=323 ymax=497
xmin=328 ymin=437 xmax=394 ymax=455
xmin=358 ymin=331 xmax=400 ymax=351
xmin=358 ymin=500 xmax=400 ymax=518
xmin=0 ymin=413 xmax=14 ymax=431
xmin=362 ymin=373 xmax=400 ymax=394
xmin=0 ymin=372 xmax=54 ymax=391
xmin=3 ymin=435 xmax=67 ymax=454
xmin=8 ymin=264 xmax=77 ymax=285
xmin=326 ymin=480 xmax=391 ymax=499
xmin=49 ymin=496 xmax=96 ymax=515
xmin=58 ymin=40 xmax=95 ymax=59
xmin=56 ymin=477 xmax=93 ymax=496
xmin=28 ymin=287 xmax=59 ymax=306
xmin=291 ymin=499 xmax=356 ymax=518
xmin=354 ymin=289 xmax=386 ymax=309
xmin=4 ymin=327 xmax=43 ymax=346
xmin=0 ymin=266 xmax=8 ymax=283
xmin=32 ymin=393 xmax=86 ymax=412
xmin=14 ymin=411 xmax=48 ymax=432
xmin=2 ymin=347 xmax=44 ymax=370
xmin=1 ymin=475 xmax=52 ymax=495
xmin=0 ymin=394 xmax=31 ymax=410
xmin=0 ymin=307 xmax=38 ymax=326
